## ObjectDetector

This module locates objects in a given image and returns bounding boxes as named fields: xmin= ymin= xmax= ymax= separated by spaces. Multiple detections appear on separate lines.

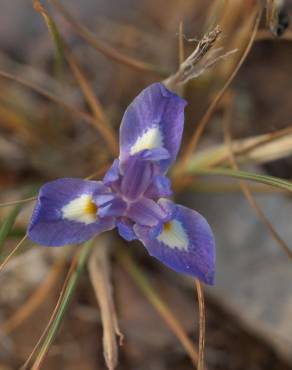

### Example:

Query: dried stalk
xmin=88 ymin=237 xmax=123 ymax=370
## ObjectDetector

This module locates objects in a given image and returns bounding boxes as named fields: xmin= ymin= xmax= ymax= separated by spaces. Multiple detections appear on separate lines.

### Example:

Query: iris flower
xmin=28 ymin=83 xmax=215 ymax=284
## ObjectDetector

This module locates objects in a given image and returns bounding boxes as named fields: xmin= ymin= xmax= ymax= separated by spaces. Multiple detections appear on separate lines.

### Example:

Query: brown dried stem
xmin=0 ymin=70 xmax=109 ymax=135
xmin=175 ymin=8 xmax=261 ymax=174
xmin=34 ymin=0 xmax=118 ymax=157
xmin=49 ymin=0 xmax=166 ymax=75
xmin=195 ymin=279 xmax=206 ymax=370
xmin=88 ymin=237 xmax=123 ymax=370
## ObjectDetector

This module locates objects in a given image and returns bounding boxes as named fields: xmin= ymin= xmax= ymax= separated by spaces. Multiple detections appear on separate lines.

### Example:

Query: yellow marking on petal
xmin=157 ymin=220 xmax=188 ymax=251
xmin=163 ymin=222 xmax=172 ymax=231
xmin=130 ymin=126 xmax=163 ymax=155
xmin=84 ymin=200 xmax=98 ymax=215
xmin=62 ymin=194 xmax=98 ymax=224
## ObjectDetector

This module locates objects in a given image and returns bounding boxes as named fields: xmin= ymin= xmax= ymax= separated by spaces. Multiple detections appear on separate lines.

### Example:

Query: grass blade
xmin=189 ymin=167 xmax=292 ymax=193
xmin=33 ymin=0 xmax=64 ymax=76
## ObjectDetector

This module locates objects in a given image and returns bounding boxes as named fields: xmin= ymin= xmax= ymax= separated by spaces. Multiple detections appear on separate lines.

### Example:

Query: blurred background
xmin=0 ymin=0 xmax=292 ymax=369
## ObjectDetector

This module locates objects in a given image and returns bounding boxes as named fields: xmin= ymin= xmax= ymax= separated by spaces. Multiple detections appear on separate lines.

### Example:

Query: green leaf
xmin=31 ymin=240 xmax=94 ymax=369
xmin=189 ymin=167 xmax=292 ymax=192
xmin=0 ymin=204 xmax=22 ymax=255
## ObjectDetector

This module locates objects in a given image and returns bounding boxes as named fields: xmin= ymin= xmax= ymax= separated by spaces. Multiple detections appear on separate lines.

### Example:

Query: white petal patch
xmin=130 ymin=126 xmax=163 ymax=155
xmin=62 ymin=194 xmax=97 ymax=224
xmin=157 ymin=220 xmax=189 ymax=251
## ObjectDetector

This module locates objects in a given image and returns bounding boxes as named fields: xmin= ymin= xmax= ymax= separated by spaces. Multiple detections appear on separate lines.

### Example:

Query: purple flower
xmin=28 ymin=83 xmax=215 ymax=284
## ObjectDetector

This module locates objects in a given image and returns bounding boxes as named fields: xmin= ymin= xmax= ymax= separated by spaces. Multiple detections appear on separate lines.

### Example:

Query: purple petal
xmin=117 ymin=218 xmax=137 ymax=241
xmin=103 ymin=159 xmax=120 ymax=185
xmin=127 ymin=197 xmax=168 ymax=227
xmin=139 ymin=147 xmax=170 ymax=161
xmin=28 ymin=178 xmax=115 ymax=246
xmin=134 ymin=199 xmax=215 ymax=284
xmin=98 ymin=196 xmax=127 ymax=218
xmin=145 ymin=175 xmax=172 ymax=199
xmin=119 ymin=83 xmax=187 ymax=173
xmin=120 ymin=155 xmax=153 ymax=200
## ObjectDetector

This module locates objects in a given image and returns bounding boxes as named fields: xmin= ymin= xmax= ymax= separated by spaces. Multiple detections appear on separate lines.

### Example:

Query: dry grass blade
xmin=185 ymin=125 xmax=292 ymax=171
xmin=117 ymin=248 xmax=198 ymax=366
xmin=22 ymin=242 xmax=93 ymax=370
xmin=88 ymin=237 xmax=123 ymax=370
xmin=195 ymin=279 xmax=206 ymax=370
xmin=33 ymin=0 xmax=118 ymax=157
xmin=49 ymin=0 xmax=166 ymax=75
xmin=178 ymin=21 xmax=185 ymax=65
xmin=223 ymin=95 xmax=292 ymax=259
xmin=0 ymin=234 xmax=27 ymax=274
xmin=176 ymin=8 xmax=261 ymax=173
xmin=164 ymin=25 xmax=227 ymax=90
xmin=0 ymin=70 xmax=106 ymax=132
xmin=1 ymin=254 xmax=66 ymax=336
xmin=21 ymin=254 xmax=78 ymax=369
xmin=0 ymin=196 xmax=37 ymax=208
xmin=64 ymin=50 xmax=118 ymax=156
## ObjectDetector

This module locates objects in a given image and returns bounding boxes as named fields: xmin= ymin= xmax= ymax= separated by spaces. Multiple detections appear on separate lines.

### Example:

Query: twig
xmin=164 ymin=25 xmax=228 ymax=91
xmin=195 ymin=279 xmax=206 ymax=370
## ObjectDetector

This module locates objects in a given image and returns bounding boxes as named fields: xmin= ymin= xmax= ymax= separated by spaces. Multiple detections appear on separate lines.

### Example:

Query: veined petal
xmin=28 ymin=178 xmax=115 ymax=246
xmin=134 ymin=199 xmax=215 ymax=284
xmin=103 ymin=159 xmax=120 ymax=185
xmin=145 ymin=175 xmax=172 ymax=199
xmin=127 ymin=197 xmax=168 ymax=227
xmin=120 ymin=155 xmax=153 ymax=200
xmin=119 ymin=83 xmax=187 ymax=173
xmin=98 ymin=196 xmax=127 ymax=218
